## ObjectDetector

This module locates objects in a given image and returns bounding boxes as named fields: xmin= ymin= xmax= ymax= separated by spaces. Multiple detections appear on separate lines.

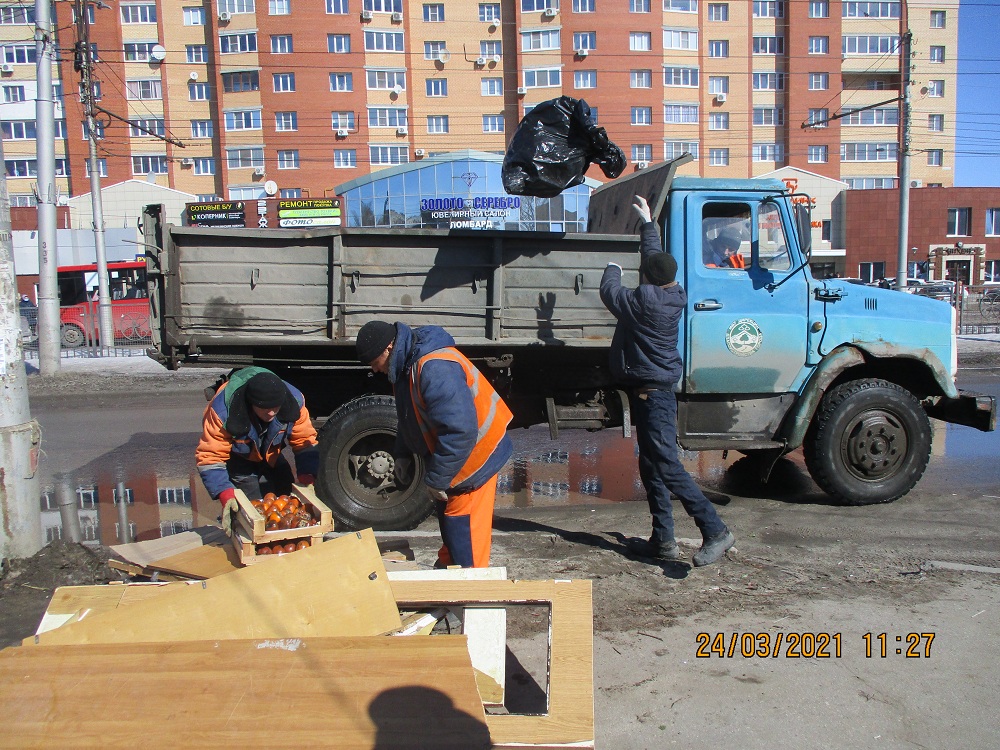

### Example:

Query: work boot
xmin=626 ymin=536 xmax=682 ymax=561
xmin=693 ymin=529 xmax=735 ymax=567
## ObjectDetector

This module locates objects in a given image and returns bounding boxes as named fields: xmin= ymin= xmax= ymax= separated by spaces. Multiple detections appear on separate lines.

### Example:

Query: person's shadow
xmin=369 ymin=686 xmax=491 ymax=749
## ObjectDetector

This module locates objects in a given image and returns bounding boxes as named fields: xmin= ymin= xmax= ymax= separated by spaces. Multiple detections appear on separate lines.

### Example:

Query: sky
xmin=954 ymin=1 xmax=1000 ymax=186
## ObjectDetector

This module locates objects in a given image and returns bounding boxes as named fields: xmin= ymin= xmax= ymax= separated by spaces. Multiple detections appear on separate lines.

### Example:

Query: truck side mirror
xmin=795 ymin=203 xmax=812 ymax=258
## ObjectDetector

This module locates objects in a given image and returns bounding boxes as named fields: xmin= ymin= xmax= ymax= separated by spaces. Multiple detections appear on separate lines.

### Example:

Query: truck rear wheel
xmin=315 ymin=395 xmax=432 ymax=531
xmin=803 ymin=379 xmax=931 ymax=505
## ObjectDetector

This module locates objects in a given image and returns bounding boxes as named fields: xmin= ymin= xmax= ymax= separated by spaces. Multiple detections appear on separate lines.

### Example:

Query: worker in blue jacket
xmin=599 ymin=195 xmax=735 ymax=567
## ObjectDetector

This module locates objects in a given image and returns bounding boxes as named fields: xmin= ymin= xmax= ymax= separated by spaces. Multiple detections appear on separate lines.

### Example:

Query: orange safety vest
xmin=410 ymin=348 xmax=513 ymax=489
xmin=728 ymin=253 xmax=746 ymax=269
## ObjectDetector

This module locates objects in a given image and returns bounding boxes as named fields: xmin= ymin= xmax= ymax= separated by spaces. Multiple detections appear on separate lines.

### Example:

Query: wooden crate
xmin=232 ymin=529 xmax=326 ymax=565
xmin=233 ymin=483 xmax=333 ymax=544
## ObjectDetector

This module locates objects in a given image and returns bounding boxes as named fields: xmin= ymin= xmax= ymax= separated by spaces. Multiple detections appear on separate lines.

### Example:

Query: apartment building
xmin=1 ymin=0 xmax=959 ymax=204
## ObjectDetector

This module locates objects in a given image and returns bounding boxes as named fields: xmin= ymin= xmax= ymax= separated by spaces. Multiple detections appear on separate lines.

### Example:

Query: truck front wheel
xmin=315 ymin=395 xmax=432 ymax=531
xmin=803 ymin=379 xmax=931 ymax=505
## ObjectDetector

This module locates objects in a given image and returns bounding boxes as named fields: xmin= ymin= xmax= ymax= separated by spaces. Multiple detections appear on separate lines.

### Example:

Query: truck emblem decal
xmin=726 ymin=318 xmax=763 ymax=357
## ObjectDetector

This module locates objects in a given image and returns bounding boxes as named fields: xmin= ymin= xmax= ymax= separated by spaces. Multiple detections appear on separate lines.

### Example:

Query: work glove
xmin=393 ymin=455 xmax=413 ymax=486
xmin=218 ymin=488 xmax=239 ymax=538
xmin=606 ymin=262 xmax=622 ymax=272
xmin=296 ymin=473 xmax=315 ymax=486
xmin=428 ymin=486 xmax=449 ymax=503
xmin=632 ymin=195 xmax=652 ymax=224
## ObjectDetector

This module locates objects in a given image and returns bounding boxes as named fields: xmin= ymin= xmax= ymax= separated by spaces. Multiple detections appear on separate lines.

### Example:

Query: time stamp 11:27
xmin=695 ymin=632 xmax=936 ymax=659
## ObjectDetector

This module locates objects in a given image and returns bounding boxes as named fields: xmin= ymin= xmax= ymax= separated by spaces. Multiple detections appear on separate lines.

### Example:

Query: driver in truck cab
xmin=196 ymin=367 xmax=319 ymax=535
xmin=704 ymin=227 xmax=746 ymax=269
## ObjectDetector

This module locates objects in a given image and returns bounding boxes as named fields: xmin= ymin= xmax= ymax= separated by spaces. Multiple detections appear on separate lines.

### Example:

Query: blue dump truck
xmin=144 ymin=157 xmax=995 ymax=530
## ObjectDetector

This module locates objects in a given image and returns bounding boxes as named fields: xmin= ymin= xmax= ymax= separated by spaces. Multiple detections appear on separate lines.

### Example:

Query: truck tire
xmin=803 ymin=378 xmax=931 ymax=505
xmin=60 ymin=323 xmax=85 ymax=348
xmin=315 ymin=395 xmax=432 ymax=531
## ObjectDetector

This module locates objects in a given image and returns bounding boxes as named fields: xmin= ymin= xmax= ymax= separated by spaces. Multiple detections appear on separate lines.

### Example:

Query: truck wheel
xmin=60 ymin=324 xmax=85 ymax=348
xmin=315 ymin=395 xmax=432 ymax=531
xmin=803 ymin=379 xmax=931 ymax=505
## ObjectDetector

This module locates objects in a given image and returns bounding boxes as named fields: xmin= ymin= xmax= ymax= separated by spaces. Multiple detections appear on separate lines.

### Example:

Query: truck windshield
xmin=758 ymin=202 xmax=791 ymax=271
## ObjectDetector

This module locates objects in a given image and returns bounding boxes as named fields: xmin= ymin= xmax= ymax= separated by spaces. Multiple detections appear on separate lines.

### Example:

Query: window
xmin=928 ymin=114 xmax=944 ymax=132
xmin=426 ymin=78 xmax=448 ymax=96
xmin=752 ymin=143 xmax=783 ymax=162
xmin=424 ymin=41 xmax=448 ymax=60
xmin=225 ymin=110 xmax=262 ymax=130
xmin=334 ymin=149 xmax=357 ymax=167
xmin=220 ymin=0 xmax=256 ymax=12
xmin=191 ymin=119 xmax=213 ymax=137
xmin=842 ymin=35 xmax=899 ymax=55
xmin=664 ymin=0 xmax=698 ymax=12
xmin=808 ymin=145 xmax=828 ymax=163
xmin=707 ymin=76 xmax=728 ymax=94
xmin=930 ymin=10 xmax=945 ymax=28
xmin=632 ymin=107 xmax=652 ymax=125
xmin=665 ymin=142 xmax=698 ymax=160
xmin=1 ymin=121 xmax=35 ymax=140
xmin=368 ymin=70 xmax=406 ymax=89
xmin=229 ymin=187 xmax=265 ymax=200
xmin=273 ymin=73 xmax=295 ymax=92
xmin=521 ymin=0 xmax=553 ymax=9
xmin=632 ymin=144 xmax=653 ymax=161
xmin=368 ymin=107 xmax=407 ymax=127
xmin=807 ymin=108 xmax=829 ymax=127
xmin=664 ymin=103 xmax=699 ymax=124
xmin=927 ymin=149 xmax=944 ymax=167
xmin=5 ymin=159 xmax=37 ymax=177
xmin=126 ymin=79 xmax=162 ymax=100
xmin=524 ymin=68 xmax=561 ymax=87
xmin=158 ymin=487 xmax=192 ymax=504
xmin=664 ymin=67 xmax=698 ymax=87
xmin=331 ymin=73 xmax=354 ymax=91
xmin=132 ymin=155 xmax=168 ymax=174
xmin=124 ymin=42 xmax=156 ymax=61
xmin=183 ymin=6 xmax=205 ymax=24
xmin=329 ymin=34 xmax=351 ymax=53
xmin=809 ymin=73 xmax=829 ymax=90
xmin=366 ymin=0 xmax=403 ymax=10
xmin=574 ymin=0 xmax=595 ymax=10
xmin=753 ymin=1 xmax=783 ymax=17
xmin=630 ymin=70 xmax=652 ymax=88
xmin=481 ymin=77 xmax=503 ymax=96
xmin=278 ymin=150 xmax=299 ymax=169
xmin=859 ymin=262 xmax=886 ymax=284
xmin=186 ymin=44 xmax=208 ymax=63
xmin=483 ymin=114 xmax=504 ymax=132
xmin=121 ymin=3 xmax=157 ymax=23
xmin=844 ymin=107 xmax=898 ymax=126
xmin=752 ymin=72 xmax=784 ymax=91
xmin=222 ymin=71 xmax=260 ymax=92
xmin=753 ymin=107 xmax=784 ymax=126
xmin=708 ymin=40 xmax=728 ymax=58
xmin=707 ymin=3 xmax=727 ymax=20
xmin=846 ymin=177 xmax=897 ymax=189
xmin=843 ymin=2 xmax=900 ymax=18
xmin=663 ymin=29 xmax=697 ymax=50
xmin=427 ymin=115 xmax=449 ymax=133
xmin=929 ymin=46 xmax=945 ymax=64
xmin=269 ymin=0 xmax=290 ymax=13
xmin=130 ymin=118 xmax=165 ymax=137
xmin=986 ymin=210 xmax=1000 ymax=237
xmin=753 ymin=36 xmax=784 ymax=55
xmin=0 ymin=6 xmax=34 ymax=23
xmin=365 ymin=31 xmax=404 ymax=52
xmin=272 ymin=35 xmax=293 ymax=53
xmin=947 ymin=208 xmax=970 ymax=236
xmin=479 ymin=3 xmax=501 ymax=22
xmin=370 ymin=145 xmax=409 ymax=165
xmin=809 ymin=37 xmax=828 ymax=54
xmin=331 ymin=111 xmax=356 ymax=129
xmin=809 ymin=1 xmax=828 ymax=18
xmin=928 ymin=80 xmax=944 ymax=97
xmin=280 ymin=189 xmax=302 ymax=199
xmin=328 ymin=0 xmax=349 ymax=13
xmin=2 ymin=85 xmax=25 ymax=102
xmin=424 ymin=3 xmax=445 ymax=20
xmin=227 ymin=147 xmax=265 ymax=168
xmin=189 ymin=82 xmax=210 ymax=100
xmin=708 ymin=112 xmax=729 ymax=130
xmin=840 ymin=142 xmax=897 ymax=161
xmin=194 ymin=157 xmax=215 ymax=175
xmin=574 ymin=32 xmax=596 ymax=50
xmin=574 ymin=70 xmax=597 ymax=88
xmin=481 ymin=40 xmax=502 ymax=56
xmin=523 ymin=29 xmax=561 ymax=51
xmin=220 ymin=33 xmax=258 ymax=54
xmin=630 ymin=32 xmax=652 ymax=51
xmin=84 ymin=159 xmax=107 ymax=178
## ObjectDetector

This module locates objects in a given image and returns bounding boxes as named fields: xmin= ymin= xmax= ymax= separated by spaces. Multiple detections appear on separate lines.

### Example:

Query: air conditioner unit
xmin=576 ymin=48 xmax=589 ymax=57
xmin=436 ymin=50 xmax=450 ymax=62
xmin=910 ymin=179 xmax=922 ymax=188
xmin=396 ymin=126 xmax=408 ymax=135
xmin=414 ymin=148 xmax=425 ymax=156
xmin=391 ymin=11 xmax=403 ymax=21
xmin=253 ymin=166 xmax=266 ymax=176
xmin=636 ymin=161 xmax=649 ymax=170
xmin=0 ymin=63 xmax=13 ymax=74
xmin=715 ymin=92 xmax=727 ymax=103
xmin=180 ymin=158 xmax=195 ymax=166
xmin=218 ymin=11 xmax=231 ymax=21
xmin=361 ymin=9 xmax=373 ymax=20
xmin=543 ymin=7 xmax=557 ymax=17
xmin=516 ymin=86 xmax=527 ymax=95
xmin=476 ymin=56 xmax=487 ymax=66
xmin=336 ymin=128 xmax=348 ymax=137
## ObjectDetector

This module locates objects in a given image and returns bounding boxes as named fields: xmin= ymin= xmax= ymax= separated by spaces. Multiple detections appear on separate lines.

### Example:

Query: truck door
xmin=680 ymin=195 xmax=810 ymax=430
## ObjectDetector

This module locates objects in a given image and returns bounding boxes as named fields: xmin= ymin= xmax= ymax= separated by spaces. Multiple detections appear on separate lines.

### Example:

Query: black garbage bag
xmin=502 ymin=96 xmax=626 ymax=198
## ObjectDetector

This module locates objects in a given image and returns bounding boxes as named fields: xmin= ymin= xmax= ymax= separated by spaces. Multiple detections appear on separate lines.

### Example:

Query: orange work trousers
xmin=435 ymin=474 xmax=498 ymax=568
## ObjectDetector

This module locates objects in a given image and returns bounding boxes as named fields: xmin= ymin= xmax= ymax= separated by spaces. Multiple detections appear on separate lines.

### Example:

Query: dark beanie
xmin=356 ymin=320 xmax=397 ymax=364
xmin=246 ymin=371 xmax=288 ymax=408
xmin=642 ymin=253 xmax=677 ymax=286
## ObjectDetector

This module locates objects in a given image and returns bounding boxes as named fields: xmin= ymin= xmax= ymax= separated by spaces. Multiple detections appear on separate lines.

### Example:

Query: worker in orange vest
xmin=357 ymin=321 xmax=513 ymax=568
xmin=705 ymin=228 xmax=746 ymax=268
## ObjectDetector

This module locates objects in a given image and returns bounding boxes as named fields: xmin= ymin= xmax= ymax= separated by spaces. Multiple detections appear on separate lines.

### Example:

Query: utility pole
xmin=75 ymin=0 xmax=113 ymax=350
xmin=34 ymin=0 xmax=60 ymax=372
xmin=0 ymin=134 xmax=43 ymax=561
xmin=896 ymin=30 xmax=913 ymax=289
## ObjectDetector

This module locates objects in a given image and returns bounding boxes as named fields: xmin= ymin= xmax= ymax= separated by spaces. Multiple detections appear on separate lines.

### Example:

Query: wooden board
xmin=27 ymin=529 xmax=401 ymax=646
xmin=0 ymin=636 xmax=488 ymax=749
xmin=235 ymin=483 xmax=333 ymax=543
xmin=390 ymin=579 xmax=594 ymax=749
xmin=145 ymin=539 xmax=242 ymax=578
xmin=35 ymin=583 xmax=191 ymax=635
xmin=109 ymin=526 xmax=228 ymax=567
xmin=231 ymin=528 xmax=325 ymax=565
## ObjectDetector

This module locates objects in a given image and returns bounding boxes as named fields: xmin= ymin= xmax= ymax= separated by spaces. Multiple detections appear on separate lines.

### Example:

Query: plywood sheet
xmin=36 ymin=583 xmax=190 ymax=634
xmin=0 ymin=636 xmax=488 ymax=749
xmin=145 ymin=540 xmax=242 ymax=579
xmin=28 ymin=529 xmax=401 ymax=646
xmin=110 ymin=526 xmax=228 ymax=567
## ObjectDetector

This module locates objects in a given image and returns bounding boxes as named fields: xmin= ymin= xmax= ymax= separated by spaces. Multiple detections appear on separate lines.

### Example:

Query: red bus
xmin=57 ymin=260 xmax=151 ymax=347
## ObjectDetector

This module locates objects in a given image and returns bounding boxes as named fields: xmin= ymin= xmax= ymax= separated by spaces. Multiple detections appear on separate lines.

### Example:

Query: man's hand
xmin=632 ymin=195 xmax=652 ymax=224
xmin=218 ymin=489 xmax=239 ymax=537
xmin=428 ymin=487 xmax=449 ymax=502
xmin=393 ymin=456 xmax=413 ymax=486
xmin=296 ymin=473 xmax=315 ymax=486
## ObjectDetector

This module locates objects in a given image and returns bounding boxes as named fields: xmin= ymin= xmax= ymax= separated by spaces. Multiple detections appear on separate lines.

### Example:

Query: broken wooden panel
xmin=28 ymin=529 xmax=400 ymax=646
xmin=0 ymin=636 xmax=488 ymax=749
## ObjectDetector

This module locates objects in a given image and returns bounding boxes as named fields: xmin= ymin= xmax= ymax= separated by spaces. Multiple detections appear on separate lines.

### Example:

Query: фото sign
xmin=277 ymin=198 xmax=342 ymax=227
xmin=186 ymin=201 xmax=246 ymax=228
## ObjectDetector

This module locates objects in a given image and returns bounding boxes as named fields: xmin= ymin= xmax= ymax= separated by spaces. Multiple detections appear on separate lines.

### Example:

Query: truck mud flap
xmin=924 ymin=390 xmax=997 ymax=432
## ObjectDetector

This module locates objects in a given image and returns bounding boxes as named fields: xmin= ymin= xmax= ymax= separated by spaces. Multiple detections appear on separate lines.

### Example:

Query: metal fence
xmin=955 ymin=285 xmax=1000 ymax=335
xmin=19 ymin=301 xmax=153 ymax=358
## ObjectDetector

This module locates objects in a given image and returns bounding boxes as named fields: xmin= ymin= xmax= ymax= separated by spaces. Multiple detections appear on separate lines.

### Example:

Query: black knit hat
xmin=642 ymin=253 xmax=678 ymax=286
xmin=245 ymin=371 xmax=288 ymax=408
xmin=356 ymin=321 xmax=397 ymax=364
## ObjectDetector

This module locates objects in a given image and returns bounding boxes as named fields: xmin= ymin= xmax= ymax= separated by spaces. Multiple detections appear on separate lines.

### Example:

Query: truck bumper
xmin=925 ymin=390 xmax=997 ymax=432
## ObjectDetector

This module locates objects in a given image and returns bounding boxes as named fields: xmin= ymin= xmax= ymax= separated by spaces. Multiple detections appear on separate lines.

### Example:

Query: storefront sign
xmin=186 ymin=202 xmax=246 ymax=228
xmin=278 ymin=217 xmax=342 ymax=227
xmin=276 ymin=199 xmax=342 ymax=228
xmin=419 ymin=196 xmax=522 ymax=229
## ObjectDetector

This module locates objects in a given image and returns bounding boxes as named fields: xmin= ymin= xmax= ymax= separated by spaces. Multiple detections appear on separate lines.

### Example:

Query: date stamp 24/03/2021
xmin=695 ymin=632 xmax=936 ymax=659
